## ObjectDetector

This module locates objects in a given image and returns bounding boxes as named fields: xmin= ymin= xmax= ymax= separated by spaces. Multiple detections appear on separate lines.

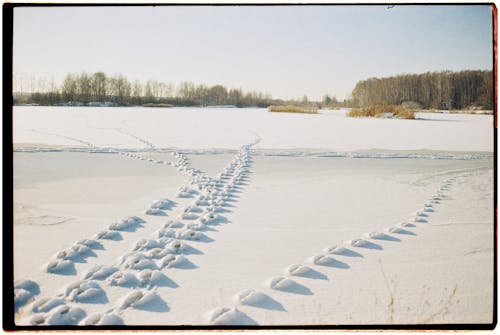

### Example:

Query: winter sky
xmin=13 ymin=5 xmax=493 ymax=100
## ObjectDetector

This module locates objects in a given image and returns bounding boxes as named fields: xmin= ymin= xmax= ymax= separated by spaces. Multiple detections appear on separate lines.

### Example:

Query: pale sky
xmin=13 ymin=5 xmax=493 ymax=100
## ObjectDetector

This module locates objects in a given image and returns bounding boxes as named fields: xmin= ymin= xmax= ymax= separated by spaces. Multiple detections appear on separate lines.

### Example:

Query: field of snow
xmin=11 ymin=106 xmax=494 ymax=327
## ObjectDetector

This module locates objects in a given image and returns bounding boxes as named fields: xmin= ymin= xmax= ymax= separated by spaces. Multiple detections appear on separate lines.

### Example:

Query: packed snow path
xmin=15 ymin=130 xmax=260 ymax=325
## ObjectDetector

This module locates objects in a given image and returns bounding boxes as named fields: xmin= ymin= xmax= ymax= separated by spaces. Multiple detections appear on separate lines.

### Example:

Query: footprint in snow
xmin=79 ymin=312 xmax=124 ymax=325
xmin=107 ymin=271 xmax=140 ymax=288
xmin=75 ymin=238 xmax=104 ymax=250
xmin=136 ymin=269 xmax=178 ymax=288
xmin=118 ymin=289 xmax=168 ymax=312
xmin=53 ymin=244 xmax=96 ymax=262
xmin=285 ymin=264 xmax=312 ymax=276
xmin=414 ymin=216 xmax=428 ymax=223
xmin=108 ymin=216 xmax=145 ymax=232
xmin=384 ymin=226 xmax=416 ymax=236
xmin=121 ymin=253 xmax=158 ymax=270
xmin=131 ymin=238 xmax=166 ymax=252
xmin=207 ymin=307 xmax=257 ymax=325
xmin=42 ymin=259 xmax=76 ymax=275
xmin=39 ymin=304 xmax=86 ymax=325
xmin=346 ymin=238 xmax=383 ymax=250
xmin=94 ymin=229 xmax=122 ymax=241
xmin=323 ymin=245 xmax=361 ymax=258
xmin=233 ymin=289 xmax=285 ymax=311
xmin=144 ymin=208 xmax=166 ymax=216
xmin=310 ymin=254 xmax=350 ymax=269
xmin=14 ymin=279 xmax=40 ymax=311
xmin=159 ymin=254 xmax=189 ymax=269
xmin=156 ymin=228 xmax=203 ymax=241
xmin=62 ymin=280 xmax=108 ymax=303
xmin=364 ymin=231 xmax=401 ymax=242
xmin=267 ymin=277 xmax=313 ymax=295
xmin=82 ymin=265 xmax=118 ymax=281
xmin=29 ymin=297 xmax=65 ymax=313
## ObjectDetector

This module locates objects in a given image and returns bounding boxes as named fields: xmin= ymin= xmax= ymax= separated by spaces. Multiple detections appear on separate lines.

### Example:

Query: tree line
xmin=351 ymin=70 xmax=493 ymax=110
xmin=14 ymin=71 xmax=335 ymax=108
xmin=13 ymin=70 xmax=493 ymax=110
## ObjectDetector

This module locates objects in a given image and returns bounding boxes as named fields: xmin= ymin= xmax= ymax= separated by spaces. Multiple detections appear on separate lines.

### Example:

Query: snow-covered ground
xmin=12 ymin=106 xmax=494 ymax=326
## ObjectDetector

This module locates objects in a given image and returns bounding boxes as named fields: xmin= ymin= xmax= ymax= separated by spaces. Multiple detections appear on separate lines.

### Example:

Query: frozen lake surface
xmin=13 ymin=106 xmax=493 ymax=152
xmin=12 ymin=106 xmax=494 ymax=326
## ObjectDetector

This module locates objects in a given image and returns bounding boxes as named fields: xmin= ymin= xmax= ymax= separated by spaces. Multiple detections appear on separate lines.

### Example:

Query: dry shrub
xmin=347 ymin=103 xmax=415 ymax=119
xmin=268 ymin=105 xmax=318 ymax=114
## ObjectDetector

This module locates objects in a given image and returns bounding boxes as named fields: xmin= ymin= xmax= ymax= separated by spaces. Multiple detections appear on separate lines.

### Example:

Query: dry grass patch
xmin=268 ymin=105 xmax=319 ymax=114
xmin=348 ymin=103 xmax=415 ymax=119
xmin=143 ymin=103 xmax=173 ymax=108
